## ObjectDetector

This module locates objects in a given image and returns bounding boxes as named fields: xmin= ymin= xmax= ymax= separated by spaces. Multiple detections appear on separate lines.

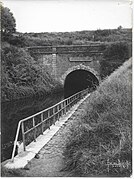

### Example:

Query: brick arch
xmin=60 ymin=64 xmax=100 ymax=85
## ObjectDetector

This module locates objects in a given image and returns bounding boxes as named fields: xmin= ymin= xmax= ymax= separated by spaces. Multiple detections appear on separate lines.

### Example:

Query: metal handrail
xmin=11 ymin=88 xmax=89 ymax=162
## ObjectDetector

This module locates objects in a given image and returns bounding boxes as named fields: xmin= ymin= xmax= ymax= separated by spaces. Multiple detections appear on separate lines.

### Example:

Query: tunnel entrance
xmin=64 ymin=69 xmax=99 ymax=98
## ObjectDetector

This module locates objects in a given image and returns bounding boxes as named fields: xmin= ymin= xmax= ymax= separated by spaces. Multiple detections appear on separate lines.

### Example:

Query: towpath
xmin=17 ymin=98 xmax=89 ymax=177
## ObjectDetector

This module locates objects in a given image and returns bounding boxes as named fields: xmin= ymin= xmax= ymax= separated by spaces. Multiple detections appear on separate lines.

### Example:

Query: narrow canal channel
xmin=1 ymin=92 xmax=64 ymax=162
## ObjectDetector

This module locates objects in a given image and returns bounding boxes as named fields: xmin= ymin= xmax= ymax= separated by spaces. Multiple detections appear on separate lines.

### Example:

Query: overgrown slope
xmin=1 ymin=43 xmax=62 ymax=102
xmin=63 ymin=59 xmax=132 ymax=177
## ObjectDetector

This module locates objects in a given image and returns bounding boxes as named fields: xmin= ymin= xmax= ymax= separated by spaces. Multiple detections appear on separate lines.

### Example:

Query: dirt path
xmin=18 ymin=99 xmax=88 ymax=177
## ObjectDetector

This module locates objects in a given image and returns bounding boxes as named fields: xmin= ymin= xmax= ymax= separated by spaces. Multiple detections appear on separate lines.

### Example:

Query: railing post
xmin=75 ymin=95 xmax=77 ymax=103
xmin=41 ymin=113 xmax=44 ymax=134
xmin=69 ymin=98 xmax=71 ymax=108
xmin=74 ymin=96 xmax=76 ymax=104
xmin=73 ymin=96 xmax=74 ymax=104
xmin=70 ymin=97 xmax=72 ymax=107
xmin=48 ymin=110 xmax=50 ymax=129
xmin=62 ymin=102 xmax=64 ymax=114
xmin=72 ymin=96 xmax=74 ymax=106
xmin=66 ymin=99 xmax=68 ymax=111
xmin=68 ymin=99 xmax=70 ymax=110
xmin=33 ymin=117 xmax=36 ymax=142
xmin=53 ymin=107 xmax=55 ymax=125
xmin=61 ymin=102 xmax=64 ymax=116
xmin=65 ymin=101 xmax=67 ymax=113
xmin=21 ymin=122 xmax=26 ymax=151
xmin=63 ymin=101 xmax=66 ymax=114
xmin=76 ymin=94 xmax=78 ymax=102
xmin=71 ymin=97 xmax=73 ymax=106
xmin=11 ymin=121 xmax=21 ymax=162
xmin=57 ymin=105 xmax=60 ymax=121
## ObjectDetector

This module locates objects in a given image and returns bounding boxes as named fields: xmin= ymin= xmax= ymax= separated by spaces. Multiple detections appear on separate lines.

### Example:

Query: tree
xmin=117 ymin=25 xmax=123 ymax=30
xmin=1 ymin=5 xmax=16 ymax=39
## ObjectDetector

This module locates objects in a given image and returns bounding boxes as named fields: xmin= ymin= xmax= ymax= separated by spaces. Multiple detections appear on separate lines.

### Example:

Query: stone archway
xmin=60 ymin=64 xmax=100 ymax=85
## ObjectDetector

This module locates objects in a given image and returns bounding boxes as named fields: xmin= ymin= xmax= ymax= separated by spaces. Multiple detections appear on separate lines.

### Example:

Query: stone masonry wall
xmin=28 ymin=45 xmax=105 ymax=84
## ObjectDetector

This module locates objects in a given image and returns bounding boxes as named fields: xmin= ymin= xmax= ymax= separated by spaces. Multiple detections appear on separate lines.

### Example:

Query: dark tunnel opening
xmin=64 ymin=69 xmax=99 ymax=98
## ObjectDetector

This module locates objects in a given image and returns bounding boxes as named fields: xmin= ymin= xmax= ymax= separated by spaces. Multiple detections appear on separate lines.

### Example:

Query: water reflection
xmin=1 ymin=92 xmax=64 ymax=162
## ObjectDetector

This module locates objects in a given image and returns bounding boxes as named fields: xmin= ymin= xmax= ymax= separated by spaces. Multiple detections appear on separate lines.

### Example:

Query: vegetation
xmin=1 ymin=5 xmax=62 ymax=102
xmin=100 ymin=41 xmax=132 ymax=78
xmin=1 ymin=5 xmax=16 ymax=41
xmin=1 ymin=4 xmax=132 ymax=177
xmin=1 ymin=5 xmax=132 ymax=101
xmin=6 ymin=28 xmax=132 ymax=47
xmin=62 ymin=59 xmax=132 ymax=177
xmin=1 ymin=43 xmax=62 ymax=102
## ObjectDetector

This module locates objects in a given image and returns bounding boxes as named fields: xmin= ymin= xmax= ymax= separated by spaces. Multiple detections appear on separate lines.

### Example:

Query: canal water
xmin=1 ymin=92 xmax=64 ymax=162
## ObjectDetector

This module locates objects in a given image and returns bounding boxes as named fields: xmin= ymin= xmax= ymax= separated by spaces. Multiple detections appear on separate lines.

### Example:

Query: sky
xmin=2 ymin=0 xmax=132 ymax=33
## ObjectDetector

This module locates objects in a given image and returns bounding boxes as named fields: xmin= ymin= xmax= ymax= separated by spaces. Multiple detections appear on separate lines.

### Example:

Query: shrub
xmin=100 ymin=42 xmax=132 ymax=78
xmin=1 ymin=45 xmax=63 ymax=102
xmin=103 ymin=42 xmax=131 ymax=61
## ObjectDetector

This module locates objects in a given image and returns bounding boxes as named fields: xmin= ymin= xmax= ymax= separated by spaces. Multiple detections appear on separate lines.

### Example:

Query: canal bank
xmin=2 ymin=93 xmax=90 ymax=176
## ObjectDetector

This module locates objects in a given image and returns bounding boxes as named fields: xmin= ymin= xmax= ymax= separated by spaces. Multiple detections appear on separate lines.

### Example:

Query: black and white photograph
xmin=1 ymin=0 xmax=132 ymax=177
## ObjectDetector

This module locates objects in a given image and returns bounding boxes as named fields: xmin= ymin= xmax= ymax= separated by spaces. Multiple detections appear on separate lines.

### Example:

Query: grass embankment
xmin=63 ymin=59 xmax=132 ymax=177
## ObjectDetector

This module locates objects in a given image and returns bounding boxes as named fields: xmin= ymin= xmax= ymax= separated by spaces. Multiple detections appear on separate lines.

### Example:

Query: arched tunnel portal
xmin=64 ymin=69 xmax=99 ymax=98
